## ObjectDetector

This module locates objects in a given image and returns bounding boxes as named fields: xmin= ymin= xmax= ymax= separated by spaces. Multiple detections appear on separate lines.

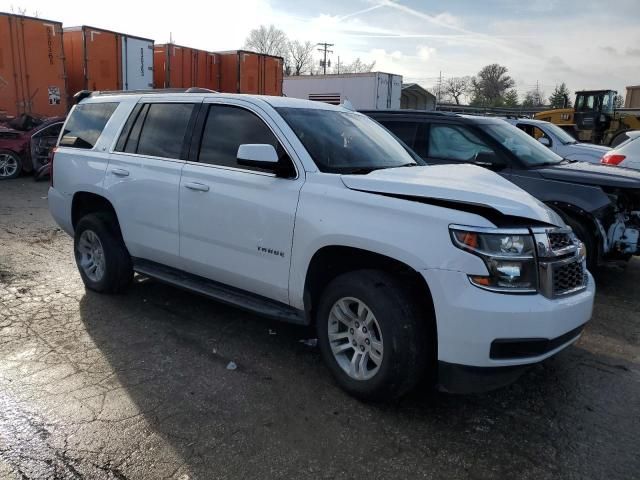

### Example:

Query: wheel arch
xmin=303 ymin=246 xmax=436 ymax=330
xmin=71 ymin=191 xmax=121 ymax=233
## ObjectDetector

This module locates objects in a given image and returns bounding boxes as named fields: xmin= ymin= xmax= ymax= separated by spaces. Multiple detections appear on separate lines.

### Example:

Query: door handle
xmin=184 ymin=182 xmax=210 ymax=192
xmin=111 ymin=168 xmax=130 ymax=177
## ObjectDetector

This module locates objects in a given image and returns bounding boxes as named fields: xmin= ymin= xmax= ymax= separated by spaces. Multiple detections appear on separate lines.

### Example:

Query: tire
xmin=610 ymin=131 xmax=630 ymax=148
xmin=0 ymin=150 xmax=22 ymax=180
xmin=563 ymin=214 xmax=598 ymax=272
xmin=74 ymin=213 xmax=133 ymax=293
xmin=316 ymin=269 xmax=431 ymax=401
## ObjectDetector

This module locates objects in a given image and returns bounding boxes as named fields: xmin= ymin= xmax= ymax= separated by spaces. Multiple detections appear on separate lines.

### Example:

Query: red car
xmin=0 ymin=115 xmax=66 ymax=180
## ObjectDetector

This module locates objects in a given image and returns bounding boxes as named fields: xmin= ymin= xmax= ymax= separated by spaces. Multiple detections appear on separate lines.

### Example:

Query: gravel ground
xmin=0 ymin=178 xmax=638 ymax=479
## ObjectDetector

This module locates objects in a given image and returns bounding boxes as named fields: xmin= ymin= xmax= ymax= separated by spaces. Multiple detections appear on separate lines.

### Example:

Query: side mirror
xmin=473 ymin=151 xmax=506 ymax=170
xmin=538 ymin=137 xmax=551 ymax=148
xmin=237 ymin=144 xmax=279 ymax=170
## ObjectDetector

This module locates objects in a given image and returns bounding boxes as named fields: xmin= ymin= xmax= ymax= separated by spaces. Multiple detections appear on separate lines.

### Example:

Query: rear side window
xmin=198 ymin=104 xmax=292 ymax=173
xmin=59 ymin=102 xmax=118 ymax=149
xmin=116 ymin=103 xmax=195 ymax=160
xmin=381 ymin=120 xmax=427 ymax=158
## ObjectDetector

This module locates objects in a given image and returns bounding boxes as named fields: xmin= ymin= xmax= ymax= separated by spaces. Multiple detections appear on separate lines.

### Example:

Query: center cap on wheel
xmin=353 ymin=328 xmax=369 ymax=348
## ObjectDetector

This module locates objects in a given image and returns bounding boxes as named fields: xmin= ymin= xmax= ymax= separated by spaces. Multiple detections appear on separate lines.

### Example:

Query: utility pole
xmin=317 ymin=42 xmax=334 ymax=75
xmin=336 ymin=56 xmax=341 ymax=74
xmin=436 ymin=71 xmax=443 ymax=107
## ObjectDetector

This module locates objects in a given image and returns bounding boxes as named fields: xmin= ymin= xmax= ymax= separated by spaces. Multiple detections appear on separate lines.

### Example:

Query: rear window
xmin=116 ymin=103 xmax=195 ymax=160
xmin=59 ymin=103 xmax=118 ymax=149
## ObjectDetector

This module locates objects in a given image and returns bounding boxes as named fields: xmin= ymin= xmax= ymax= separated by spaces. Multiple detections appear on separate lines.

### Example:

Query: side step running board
xmin=132 ymin=258 xmax=307 ymax=325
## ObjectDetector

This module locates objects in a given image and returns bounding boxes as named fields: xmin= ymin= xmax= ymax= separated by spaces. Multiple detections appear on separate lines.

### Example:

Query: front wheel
xmin=316 ymin=270 xmax=432 ymax=401
xmin=0 ymin=151 xmax=22 ymax=180
xmin=563 ymin=214 xmax=598 ymax=272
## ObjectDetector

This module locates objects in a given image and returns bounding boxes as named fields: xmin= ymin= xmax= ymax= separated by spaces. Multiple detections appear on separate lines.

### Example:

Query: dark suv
xmin=363 ymin=110 xmax=640 ymax=269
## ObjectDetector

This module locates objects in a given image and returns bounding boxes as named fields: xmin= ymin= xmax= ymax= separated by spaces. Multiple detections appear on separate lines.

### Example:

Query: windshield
xmin=481 ymin=122 xmax=564 ymax=166
xmin=276 ymin=107 xmax=423 ymax=173
xmin=542 ymin=122 xmax=578 ymax=144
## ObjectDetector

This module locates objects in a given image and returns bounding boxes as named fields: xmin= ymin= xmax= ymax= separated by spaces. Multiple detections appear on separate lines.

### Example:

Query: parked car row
xmin=364 ymin=110 xmax=640 ymax=271
xmin=49 ymin=91 xmax=598 ymax=401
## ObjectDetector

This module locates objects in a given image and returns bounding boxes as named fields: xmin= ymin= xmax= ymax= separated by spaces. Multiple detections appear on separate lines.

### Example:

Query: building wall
xmin=283 ymin=73 xmax=402 ymax=110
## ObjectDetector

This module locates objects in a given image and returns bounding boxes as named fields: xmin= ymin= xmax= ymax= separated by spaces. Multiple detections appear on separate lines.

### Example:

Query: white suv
xmin=49 ymin=91 xmax=595 ymax=400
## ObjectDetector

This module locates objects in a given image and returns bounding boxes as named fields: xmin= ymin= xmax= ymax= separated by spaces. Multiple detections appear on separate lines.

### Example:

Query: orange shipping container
xmin=0 ymin=13 xmax=67 ymax=118
xmin=217 ymin=50 xmax=283 ymax=96
xmin=153 ymin=44 xmax=220 ymax=90
xmin=63 ymin=26 xmax=154 ymax=95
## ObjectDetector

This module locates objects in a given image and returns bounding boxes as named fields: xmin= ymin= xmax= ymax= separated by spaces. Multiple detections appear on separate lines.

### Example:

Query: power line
xmin=316 ymin=42 xmax=334 ymax=75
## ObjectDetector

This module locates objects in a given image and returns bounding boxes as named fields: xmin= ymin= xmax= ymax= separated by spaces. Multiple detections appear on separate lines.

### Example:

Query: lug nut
xmin=360 ymin=345 xmax=365 ymax=351
xmin=365 ymin=339 xmax=370 ymax=345
xmin=355 ymin=321 xmax=360 ymax=328
xmin=352 ymin=340 xmax=357 ymax=346
xmin=362 ymin=326 xmax=368 ymax=333
xmin=350 ymin=328 xmax=354 ymax=334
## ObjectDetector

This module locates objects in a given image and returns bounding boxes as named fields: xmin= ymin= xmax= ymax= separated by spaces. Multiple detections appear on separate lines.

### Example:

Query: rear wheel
xmin=0 ymin=151 xmax=22 ymax=180
xmin=316 ymin=270 xmax=431 ymax=401
xmin=74 ymin=213 xmax=133 ymax=293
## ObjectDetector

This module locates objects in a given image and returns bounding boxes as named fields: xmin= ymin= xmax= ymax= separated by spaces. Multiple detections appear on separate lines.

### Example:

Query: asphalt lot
xmin=0 ymin=178 xmax=639 ymax=480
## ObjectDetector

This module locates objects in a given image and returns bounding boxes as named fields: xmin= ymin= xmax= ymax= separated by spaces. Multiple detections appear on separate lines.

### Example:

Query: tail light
xmin=49 ymin=147 xmax=58 ymax=187
xmin=601 ymin=153 xmax=626 ymax=165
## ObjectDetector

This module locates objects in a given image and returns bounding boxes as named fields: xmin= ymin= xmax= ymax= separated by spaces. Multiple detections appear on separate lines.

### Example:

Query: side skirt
xmin=132 ymin=258 xmax=307 ymax=325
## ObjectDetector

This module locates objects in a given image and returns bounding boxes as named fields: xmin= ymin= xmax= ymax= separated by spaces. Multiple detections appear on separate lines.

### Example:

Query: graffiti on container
xmin=46 ymin=27 xmax=54 ymax=65
xmin=140 ymin=48 xmax=145 ymax=77
xmin=48 ymin=86 xmax=61 ymax=105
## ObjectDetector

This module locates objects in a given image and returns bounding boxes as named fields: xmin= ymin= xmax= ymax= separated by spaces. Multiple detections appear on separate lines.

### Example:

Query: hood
xmin=537 ymin=161 xmax=640 ymax=189
xmin=569 ymin=143 xmax=610 ymax=155
xmin=341 ymin=164 xmax=562 ymax=225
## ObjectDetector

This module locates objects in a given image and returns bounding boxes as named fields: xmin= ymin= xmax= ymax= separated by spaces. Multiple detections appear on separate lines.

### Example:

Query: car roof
xmin=361 ymin=109 xmax=505 ymax=124
xmin=78 ymin=90 xmax=351 ymax=113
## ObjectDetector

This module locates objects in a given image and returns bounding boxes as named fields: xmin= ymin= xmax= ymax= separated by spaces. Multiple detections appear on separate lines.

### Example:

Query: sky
xmin=4 ymin=0 xmax=639 ymax=102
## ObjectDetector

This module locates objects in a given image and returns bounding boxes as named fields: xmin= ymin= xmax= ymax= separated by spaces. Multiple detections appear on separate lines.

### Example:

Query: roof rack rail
xmin=72 ymin=88 xmax=219 ymax=104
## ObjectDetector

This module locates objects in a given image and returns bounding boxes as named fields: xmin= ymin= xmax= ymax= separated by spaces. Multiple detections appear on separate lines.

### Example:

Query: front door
xmin=179 ymin=101 xmax=303 ymax=304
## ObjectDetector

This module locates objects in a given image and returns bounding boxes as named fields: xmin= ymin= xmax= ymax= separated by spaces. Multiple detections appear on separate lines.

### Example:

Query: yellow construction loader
xmin=534 ymin=89 xmax=640 ymax=147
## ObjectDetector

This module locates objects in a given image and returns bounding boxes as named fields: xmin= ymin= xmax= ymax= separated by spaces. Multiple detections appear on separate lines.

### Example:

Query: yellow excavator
xmin=534 ymin=89 xmax=640 ymax=147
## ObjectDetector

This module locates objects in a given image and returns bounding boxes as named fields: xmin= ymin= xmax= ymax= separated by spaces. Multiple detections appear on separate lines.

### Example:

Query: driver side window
xmin=427 ymin=124 xmax=496 ymax=162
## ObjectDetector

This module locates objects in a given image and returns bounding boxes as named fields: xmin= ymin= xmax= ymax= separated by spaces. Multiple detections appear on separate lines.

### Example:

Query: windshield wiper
xmin=341 ymin=167 xmax=382 ymax=175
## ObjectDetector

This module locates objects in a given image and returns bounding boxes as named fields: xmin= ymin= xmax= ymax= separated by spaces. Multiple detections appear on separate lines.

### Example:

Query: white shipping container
xmin=122 ymin=36 xmax=154 ymax=90
xmin=283 ymin=72 xmax=403 ymax=110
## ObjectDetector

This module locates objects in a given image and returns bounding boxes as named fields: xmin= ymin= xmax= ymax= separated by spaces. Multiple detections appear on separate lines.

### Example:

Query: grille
xmin=548 ymin=232 xmax=573 ymax=251
xmin=553 ymin=260 xmax=585 ymax=295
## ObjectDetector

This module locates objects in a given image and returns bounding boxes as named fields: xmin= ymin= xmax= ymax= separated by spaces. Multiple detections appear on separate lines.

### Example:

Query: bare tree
xmin=443 ymin=76 xmax=471 ymax=105
xmin=522 ymin=88 xmax=545 ymax=107
xmin=288 ymin=40 xmax=314 ymax=76
xmin=244 ymin=25 xmax=289 ymax=59
xmin=11 ymin=5 xmax=38 ymax=16
xmin=341 ymin=58 xmax=376 ymax=74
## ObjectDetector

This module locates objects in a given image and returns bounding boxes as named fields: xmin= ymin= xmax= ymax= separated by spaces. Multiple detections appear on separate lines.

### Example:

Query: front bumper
xmin=422 ymin=268 xmax=595 ymax=370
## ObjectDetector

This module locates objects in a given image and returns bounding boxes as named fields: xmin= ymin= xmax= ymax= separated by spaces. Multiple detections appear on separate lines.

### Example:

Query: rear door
xmin=105 ymin=100 xmax=199 ymax=268
xmin=179 ymin=100 xmax=303 ymax=303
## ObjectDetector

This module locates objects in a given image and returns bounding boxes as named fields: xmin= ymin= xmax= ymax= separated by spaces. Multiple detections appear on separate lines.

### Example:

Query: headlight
xmin=450 ymin=226 xmax=538 ymax=293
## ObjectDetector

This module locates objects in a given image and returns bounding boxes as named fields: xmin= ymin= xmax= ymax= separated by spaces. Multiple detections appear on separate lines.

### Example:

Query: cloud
xmin=626 ymin=47 xmax=640 ymax=57
xmin=417 ymin=46 xmax=436 ymax=61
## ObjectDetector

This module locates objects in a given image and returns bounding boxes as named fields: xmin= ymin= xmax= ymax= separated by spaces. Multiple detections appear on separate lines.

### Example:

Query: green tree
xmin=470 ymin=64 xmax=515 ymax=106
xmin=503 ymin=89 xmax=520 ymax=107
xmin=548 ymin=83 xmax=572 ymax=108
